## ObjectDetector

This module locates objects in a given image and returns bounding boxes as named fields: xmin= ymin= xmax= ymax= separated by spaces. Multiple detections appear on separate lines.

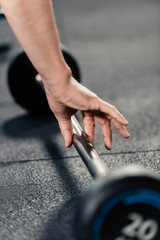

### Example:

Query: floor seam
xmin=0 ymin=148 xmax=159 ymax=166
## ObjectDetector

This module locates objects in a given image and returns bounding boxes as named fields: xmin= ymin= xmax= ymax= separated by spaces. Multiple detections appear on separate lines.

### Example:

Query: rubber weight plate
xmin=76 ymin=169 xmax=160 ymax=240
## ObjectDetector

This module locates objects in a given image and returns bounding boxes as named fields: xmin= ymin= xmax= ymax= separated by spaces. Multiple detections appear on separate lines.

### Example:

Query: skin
xmin=0 ymin=0 xmax=130 ymax=149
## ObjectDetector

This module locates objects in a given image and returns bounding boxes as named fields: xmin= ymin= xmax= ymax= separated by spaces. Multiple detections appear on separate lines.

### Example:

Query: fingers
xmin=99 ymin=99 xmax=129 ymax=126
xmin=82 ymin=112 xmax=95 ymax=142
xmin=111 ymin=119 xmax=130 ymax=138
xmin=58 ymin=118 xmax=73 ymax=148
xmin=58 ymin=114 xmax=130 ymax=150
xmin=95 ymin=115 xmax=112 ymax=150
xmin=101 ymin=121 xmax=112 ymax=150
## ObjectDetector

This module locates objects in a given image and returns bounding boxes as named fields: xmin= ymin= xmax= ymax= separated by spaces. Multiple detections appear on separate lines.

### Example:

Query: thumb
xmin=58 ymin=118 xmax=73 ymax=148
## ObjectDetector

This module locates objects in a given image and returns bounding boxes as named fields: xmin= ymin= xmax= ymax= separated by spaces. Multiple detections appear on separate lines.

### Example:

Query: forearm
xmin=1 ymin=0 xmax=71 ymax=87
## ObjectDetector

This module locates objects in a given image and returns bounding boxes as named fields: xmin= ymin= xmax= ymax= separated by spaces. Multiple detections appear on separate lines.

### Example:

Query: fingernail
xmin=64 ymin=133 xmax=72 ymax=148
xmin=65 ymin=142 xmax=72 ymax=148
xmin=106 ymin=143 xmax=112 ymax=150
xmin=125 ymin=120 xmax=129 ymax=125
xmin=126 ymin=132 xmax=130 ymax=138
xmin=109 ymin=145 xmax=112 ymax=150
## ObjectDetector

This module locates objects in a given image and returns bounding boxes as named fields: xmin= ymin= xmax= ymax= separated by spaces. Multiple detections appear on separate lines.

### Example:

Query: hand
xmin=0 ymin=0 xmax=130 ymax=150
xmin=44 ymin=76 xmax=130 ymax=149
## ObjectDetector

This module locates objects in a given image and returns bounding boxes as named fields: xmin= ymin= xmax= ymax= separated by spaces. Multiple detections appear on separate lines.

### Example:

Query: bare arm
xmin=1 ymin=0 xmax=130 ymax=148
xmin=1 ymin=0 xmax=71 ymax=90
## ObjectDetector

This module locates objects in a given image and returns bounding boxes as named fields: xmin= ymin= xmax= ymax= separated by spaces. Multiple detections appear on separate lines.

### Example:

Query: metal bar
xmin=72 ymin=116 xmax=108 ymax=179
xmin=0 ymin=8 xmax=5 ymax=19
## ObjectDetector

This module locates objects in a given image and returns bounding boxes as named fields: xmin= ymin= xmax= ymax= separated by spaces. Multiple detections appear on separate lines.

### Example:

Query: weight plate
xmin=94 ymin=188 xmax=160 ymax=240
xmin=76 ymin=168 xmax=160 ymax=240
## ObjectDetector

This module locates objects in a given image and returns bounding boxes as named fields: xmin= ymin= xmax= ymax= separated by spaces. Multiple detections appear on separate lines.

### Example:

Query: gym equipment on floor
xmin=72 ymin=116 xmax=160 ymax=240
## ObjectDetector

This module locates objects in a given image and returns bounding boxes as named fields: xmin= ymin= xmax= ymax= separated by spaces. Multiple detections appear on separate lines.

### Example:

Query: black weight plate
xmin=0 ymin=41 xmax=12 ymax=53
xmin=8 ymin=50 xmax=50 ymax=115
xmin=62 ymin=47 xmax=81 ymax=82
xmin=76 ymin=167 xmax=160 ymax=240
xmin=8 ymin=48 xmax=81 ymax=114
xmin=0 ymin=10 xmax=5 ymax=20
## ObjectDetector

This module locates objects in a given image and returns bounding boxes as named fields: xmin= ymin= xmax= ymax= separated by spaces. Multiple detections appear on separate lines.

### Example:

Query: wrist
xmin=41 ymin=60 xmax=71 ymax=79
xmin=42 ymin=64 xmax=72 ymax=97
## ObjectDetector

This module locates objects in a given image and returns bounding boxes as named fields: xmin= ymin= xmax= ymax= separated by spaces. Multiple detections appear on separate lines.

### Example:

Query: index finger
xmin=99 ymin=100 xmax=129 ymax=126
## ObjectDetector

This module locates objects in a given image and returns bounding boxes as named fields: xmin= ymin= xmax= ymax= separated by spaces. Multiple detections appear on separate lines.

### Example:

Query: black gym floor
xmin=0 ymin=0 xmax=160 ymax=239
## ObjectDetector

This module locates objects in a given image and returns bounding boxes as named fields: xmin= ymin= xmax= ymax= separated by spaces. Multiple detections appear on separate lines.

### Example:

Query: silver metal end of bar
xmin=71 ymin=116 xmax=108 ymax=178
